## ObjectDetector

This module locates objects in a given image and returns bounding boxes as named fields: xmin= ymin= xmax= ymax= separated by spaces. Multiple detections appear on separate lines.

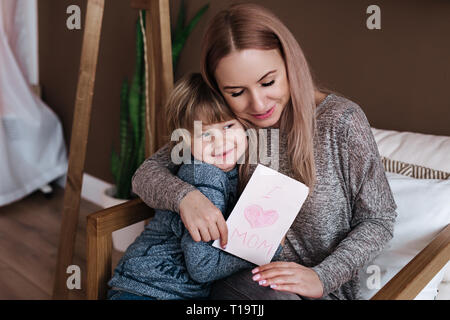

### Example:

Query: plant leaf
xmin=129 ymin=18 xmax=144 ymax=151
xmin=117 ymin=139 xmax=134 ymax=199
xmin=119 ymin=79 xmax=129 ymax=161
xmin=172 ymin=3 xmax=209 ymax=69
xmin=110 ymin=148 xmax=120 ymax=183
xmin=184 ymin=4 xmax=209 ymax=37
xmin=172 ymin=0 xmax=185 ymax=42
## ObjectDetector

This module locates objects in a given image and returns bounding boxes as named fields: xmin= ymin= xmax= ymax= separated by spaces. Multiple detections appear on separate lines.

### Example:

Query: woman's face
xmin=214 ymin=49 xmax=291 ymax=128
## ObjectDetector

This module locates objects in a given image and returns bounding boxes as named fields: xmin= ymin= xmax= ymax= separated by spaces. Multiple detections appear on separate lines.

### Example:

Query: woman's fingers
xmin=257 ymin=274 xmax=298 ymax=288
xmin=251 ymin=262 xmax=324 ymax=298
xmin=252 ymin=265 xmax=294 ymax=283
xmin=252 ymin=261 xmax=293 ymax=274
xmin=252 ymin=262 xmax=299 ymax=288
xmin=269 ymin=284 xmax=297 ymax=292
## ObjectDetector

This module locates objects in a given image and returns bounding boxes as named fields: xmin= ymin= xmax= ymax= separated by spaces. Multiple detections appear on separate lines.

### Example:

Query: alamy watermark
xmin=65 ymin=4 xmax=382 ymax=32
xmin=66 ymin=265 xmax=81 ymax=290
xmin=66 ymin=5 xmax=81 ymax=30
xmin=366 ymin=264 xmax=381 ymax=290
xmin=366 ymin=5 xmax=381 ymax=30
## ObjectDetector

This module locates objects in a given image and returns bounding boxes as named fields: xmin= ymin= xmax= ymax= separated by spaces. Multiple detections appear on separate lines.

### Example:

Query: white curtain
xmin=0 ymin=0 xmax=67 ymax=206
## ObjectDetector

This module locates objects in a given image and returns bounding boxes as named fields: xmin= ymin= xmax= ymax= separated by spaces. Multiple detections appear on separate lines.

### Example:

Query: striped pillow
xmin=382 ymin=157 xmax=450 ymax=180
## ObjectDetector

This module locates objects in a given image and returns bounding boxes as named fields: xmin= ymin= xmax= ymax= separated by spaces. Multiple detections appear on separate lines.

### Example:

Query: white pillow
xmin=359 ymin=172 xmax=450 ymax=300
xmin=371 ymin=127 xmax=450 ymax=173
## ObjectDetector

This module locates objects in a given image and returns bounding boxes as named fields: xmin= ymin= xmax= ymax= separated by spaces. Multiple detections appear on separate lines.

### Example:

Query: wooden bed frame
xmin=86 ymin=199 xmax=449 ymax=300
xmin=52 ymin=0 xmax=450 ymax=300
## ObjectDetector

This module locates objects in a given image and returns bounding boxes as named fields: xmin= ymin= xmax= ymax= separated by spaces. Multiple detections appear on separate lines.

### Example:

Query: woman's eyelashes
xmin=231 ymin=90 xmax=244 ymax=98
xmin=262 ymin=80 xmax=275 ymax=87
xmin=230 ymin=80 xmax=276 ymax=98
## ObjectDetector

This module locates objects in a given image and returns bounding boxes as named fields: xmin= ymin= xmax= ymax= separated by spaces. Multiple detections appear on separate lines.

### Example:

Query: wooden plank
xmin=86 ymin=199 xmax=152 ymax=299
xmin=133 ymin=0 xmax=173 ymax=157
xmin=0 ymin=262 xmax=48 ymax=300
xmin=84 ymin=0 xmax=173 ymax=300
xmin=53 ymin=0 xmax=105 ymax=300
xmin=86 ymin=220 xmax=112 ymax=300
xmin=0 ymin=187 xmax=100 ymax=299
xmin=371 ymin=224 xmax=450 ymax=300
xmin=147 ymin=0 xmax=174 ymax=153
xmin=87 ymin=198 xmax=154 ymax=237
xmin=0 ymin=208 xmax=57 ymax=297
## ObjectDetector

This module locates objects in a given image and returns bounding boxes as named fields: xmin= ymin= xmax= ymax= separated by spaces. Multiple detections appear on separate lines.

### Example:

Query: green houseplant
xmin=110 ymin=3 xmax=209 ymax=201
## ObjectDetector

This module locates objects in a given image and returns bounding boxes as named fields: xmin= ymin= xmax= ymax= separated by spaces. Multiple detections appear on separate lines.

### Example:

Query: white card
xmin=213 ymin=164 xmax=309 ymax=266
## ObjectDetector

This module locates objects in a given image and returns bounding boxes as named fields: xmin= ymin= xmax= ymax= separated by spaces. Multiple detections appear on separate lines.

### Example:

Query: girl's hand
xmin=251 ymin=262 xmax=324 ymax=298
xmin=179 ymin=190 xmax=228 ymax=248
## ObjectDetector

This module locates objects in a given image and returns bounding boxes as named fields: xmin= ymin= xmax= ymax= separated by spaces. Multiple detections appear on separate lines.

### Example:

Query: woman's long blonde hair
xmin=200 ymin=3 xmax=319 ymax=191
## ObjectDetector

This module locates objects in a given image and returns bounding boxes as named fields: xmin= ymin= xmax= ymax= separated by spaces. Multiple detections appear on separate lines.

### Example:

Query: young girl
xmin=107 ymin=73 xmax=282 ymax=300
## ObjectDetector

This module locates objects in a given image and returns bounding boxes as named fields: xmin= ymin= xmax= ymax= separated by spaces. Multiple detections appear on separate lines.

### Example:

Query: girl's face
xmin=214 ymin=49 xmax=291 ymax=128
xmin=191 ymin=119 xmax=247 ymax=172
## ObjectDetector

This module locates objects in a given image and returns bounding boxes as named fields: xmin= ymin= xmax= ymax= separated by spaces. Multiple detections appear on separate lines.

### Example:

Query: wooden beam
xmin=371 ymin=224 xmax=450 ymax=300
xmin=86 ymin=199 xmax=153 ymax=300
xmin=52 ymin=0 xmax=105 ymax=300
xmin=87 ymin=198 xmax=154 ymax=236
xmin=86 ymin=221 xmax=112 ymax=300
xmin=132 ymin=0 xmax=174 ymax=157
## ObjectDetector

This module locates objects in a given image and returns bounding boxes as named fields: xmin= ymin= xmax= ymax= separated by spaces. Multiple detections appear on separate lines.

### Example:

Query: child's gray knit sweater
xmin=108 ymin=162 xmax=281 ymax=300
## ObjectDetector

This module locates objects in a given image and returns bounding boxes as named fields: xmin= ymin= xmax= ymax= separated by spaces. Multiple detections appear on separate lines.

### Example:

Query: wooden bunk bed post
xmin=86 ymin=199 xmax=155 ymax=300
xmin=86 ymin=0 xmax=173 ymax=300
xmin=52 ymin=0 xmax=105 ymax=300
xmin=135 ymin=0 xmax=174 ymax=156
xmin=53 ymin=0 xmax=173 ymax=300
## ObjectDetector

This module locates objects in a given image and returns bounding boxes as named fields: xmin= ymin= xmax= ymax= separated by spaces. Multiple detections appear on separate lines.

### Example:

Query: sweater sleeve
xmin=312 ymin=105 xmax=398 ymax=297
xmin=131 ymin=143 xmax=197 ymax=212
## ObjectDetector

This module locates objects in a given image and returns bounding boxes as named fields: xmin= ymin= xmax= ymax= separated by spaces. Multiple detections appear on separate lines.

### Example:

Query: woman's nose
xmin=249 ymin=89 xmax=266 ymax=113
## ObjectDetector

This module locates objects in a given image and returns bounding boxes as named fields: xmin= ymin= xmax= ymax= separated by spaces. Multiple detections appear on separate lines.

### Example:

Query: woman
xmin=131 ymin=3 xmax=397 ymax=300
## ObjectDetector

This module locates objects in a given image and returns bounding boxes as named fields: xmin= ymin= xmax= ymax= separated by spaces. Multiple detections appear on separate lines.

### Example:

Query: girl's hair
xmin=201 ymin=3 xmax=321 ymax=191
xmin=165 ymin=73 xmax=235 ymax=150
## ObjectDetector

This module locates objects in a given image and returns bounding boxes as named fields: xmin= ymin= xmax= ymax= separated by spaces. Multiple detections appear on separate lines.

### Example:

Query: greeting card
xmin=213 ymin=164 xmax=309 ymax=265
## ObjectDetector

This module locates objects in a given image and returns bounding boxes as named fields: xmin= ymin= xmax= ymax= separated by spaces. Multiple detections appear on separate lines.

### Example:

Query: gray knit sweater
xmin=131 ymin=93 xmax=398 ymax=300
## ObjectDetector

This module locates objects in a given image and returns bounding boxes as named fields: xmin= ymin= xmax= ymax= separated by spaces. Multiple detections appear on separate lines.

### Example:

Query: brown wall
xmin=38 ymin=0 xmax=450 ymax=184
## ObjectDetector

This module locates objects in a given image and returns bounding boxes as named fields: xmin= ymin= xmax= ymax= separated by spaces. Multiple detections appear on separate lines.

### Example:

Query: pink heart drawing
xmin=244 ymin=204 xmax=279 ymax=229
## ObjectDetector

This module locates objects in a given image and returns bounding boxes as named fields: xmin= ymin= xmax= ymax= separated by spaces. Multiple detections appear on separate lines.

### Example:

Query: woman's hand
xmin=251 ymin=262 xmax=324 ymax=299
xmin=179 ymin=190 xmax=228 ymax=248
